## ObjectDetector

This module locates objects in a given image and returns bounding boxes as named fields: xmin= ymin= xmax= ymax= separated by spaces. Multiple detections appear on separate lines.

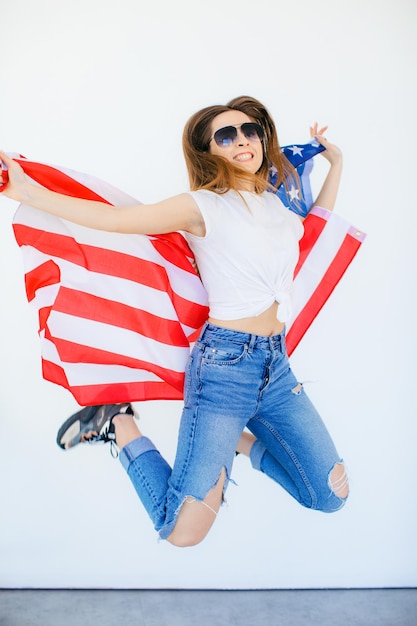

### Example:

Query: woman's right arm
xmin=0 ymin=152 xmax=203 ymax=236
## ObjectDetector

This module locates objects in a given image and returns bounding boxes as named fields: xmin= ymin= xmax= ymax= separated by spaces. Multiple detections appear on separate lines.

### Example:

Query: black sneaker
xmin=56 ymin=403 xmax=134 ymax=454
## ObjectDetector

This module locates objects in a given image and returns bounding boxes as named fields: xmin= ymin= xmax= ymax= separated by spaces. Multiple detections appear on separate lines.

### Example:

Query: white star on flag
xmin=289 ymin=145 xmax=304 ymax=157
xmin=288 ymin=185 xmax=300 ymax=201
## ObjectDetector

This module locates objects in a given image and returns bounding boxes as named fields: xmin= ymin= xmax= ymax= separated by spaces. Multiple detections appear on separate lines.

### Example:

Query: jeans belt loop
xmin=279 ymin=332 xmax=285 ymax=354
xmin=200 ymin=321 xmax=209 ymax=340
xmin=247 ymin=334 xmax=256 ymax=354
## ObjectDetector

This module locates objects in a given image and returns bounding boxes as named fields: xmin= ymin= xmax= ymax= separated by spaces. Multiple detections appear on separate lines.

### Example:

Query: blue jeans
xmin=119 ymin=323 xmax=348 ymax=540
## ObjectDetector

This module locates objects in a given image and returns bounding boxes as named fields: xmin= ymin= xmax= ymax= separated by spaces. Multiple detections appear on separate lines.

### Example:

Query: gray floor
xmin=0 ymin=589 xmax=416 ymax=626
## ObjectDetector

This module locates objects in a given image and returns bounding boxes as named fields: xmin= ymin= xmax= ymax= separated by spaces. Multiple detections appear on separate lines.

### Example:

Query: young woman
xmin=0 ymin=96 xmax=348 ymax=547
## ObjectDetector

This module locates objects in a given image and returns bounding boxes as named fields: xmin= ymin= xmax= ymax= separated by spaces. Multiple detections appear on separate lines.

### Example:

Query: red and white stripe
xmin=287 ymin=206 xmax=366 ymax=355
xmin=9 ymin=157 xmax=365 ymax=405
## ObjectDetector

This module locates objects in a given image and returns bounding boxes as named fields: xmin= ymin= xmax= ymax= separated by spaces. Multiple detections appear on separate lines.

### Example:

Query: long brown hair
xmin=182 ymin=95 xmax=297 ymax=195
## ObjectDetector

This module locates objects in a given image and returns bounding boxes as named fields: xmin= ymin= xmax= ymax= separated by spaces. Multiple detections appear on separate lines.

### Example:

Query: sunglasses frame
xmin=209 ymin=122 xmax=264 ymax=148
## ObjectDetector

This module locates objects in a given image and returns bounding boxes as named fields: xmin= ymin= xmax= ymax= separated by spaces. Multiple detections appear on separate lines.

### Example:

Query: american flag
xmin=5 ymin=147 xmax=365 ymax=405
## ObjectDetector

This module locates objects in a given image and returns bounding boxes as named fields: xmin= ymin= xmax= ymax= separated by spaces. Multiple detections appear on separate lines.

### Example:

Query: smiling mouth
xmin=234 ymin=152 xmax=253 ymax=162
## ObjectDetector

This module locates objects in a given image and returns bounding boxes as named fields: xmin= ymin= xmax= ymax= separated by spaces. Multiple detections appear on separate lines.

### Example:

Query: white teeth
xmin=234 ymin=153 xmax=253 ymax=161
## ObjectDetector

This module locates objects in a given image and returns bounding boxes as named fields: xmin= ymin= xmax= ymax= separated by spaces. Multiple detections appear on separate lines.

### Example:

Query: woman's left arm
xmin=310 ymin=123 xmax=343 ymax=213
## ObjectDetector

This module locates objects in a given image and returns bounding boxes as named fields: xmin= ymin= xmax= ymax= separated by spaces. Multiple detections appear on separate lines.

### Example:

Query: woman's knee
xmin=328 ymin=461 xmax=349 ymax=500
xmin=167 ymin=497 xmax=220 ymax=547
xmin=316 ymin=461 xmax=349 ymax=513
xmin=167 ymin=469 xmax=227 ymax=547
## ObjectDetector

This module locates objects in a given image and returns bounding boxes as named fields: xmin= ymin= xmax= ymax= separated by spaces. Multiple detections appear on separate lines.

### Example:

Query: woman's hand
xmin=0 ymin=152 xmax=30 ymax=202
xmin=309 ymin=122 xmax=343 ymax=166
xmin=309 ymin=123 xmax=343 ymax=212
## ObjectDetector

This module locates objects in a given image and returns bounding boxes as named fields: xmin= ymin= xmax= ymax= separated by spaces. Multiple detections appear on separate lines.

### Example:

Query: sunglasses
xmin=209 ymin=122 xmax=264 ymax=147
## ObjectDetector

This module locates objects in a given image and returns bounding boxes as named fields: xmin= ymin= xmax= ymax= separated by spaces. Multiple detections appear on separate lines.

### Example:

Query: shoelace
xmin=77 ymin=404 xmax=136 ymax=457
xmin=83 ymin=426 xmax=119 ymax=458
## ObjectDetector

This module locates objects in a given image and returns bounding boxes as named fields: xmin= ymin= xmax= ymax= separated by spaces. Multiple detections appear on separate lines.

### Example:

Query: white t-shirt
xmin=185 ymin=189 xmax=304 ymax=323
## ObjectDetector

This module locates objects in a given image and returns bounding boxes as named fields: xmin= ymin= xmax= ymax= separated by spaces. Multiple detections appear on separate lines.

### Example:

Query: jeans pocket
xmin=202 ymin=341 xmax=248 ymax=366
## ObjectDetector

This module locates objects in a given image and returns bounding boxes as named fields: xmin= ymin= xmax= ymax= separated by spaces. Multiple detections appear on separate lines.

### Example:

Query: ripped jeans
xmin=119 ymin=323 xmax=348 ymax=540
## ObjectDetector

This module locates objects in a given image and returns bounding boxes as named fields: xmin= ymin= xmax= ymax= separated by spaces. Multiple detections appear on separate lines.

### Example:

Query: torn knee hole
xmin=328 ymin=462 xmax=349 ymax=499
xmin=182 ymin=467 xmax=227 ymax=517
xmin=291 ymin=382 xmax=303 ymax=395
xmin=184 ymin=496 xmax=218 ymax=517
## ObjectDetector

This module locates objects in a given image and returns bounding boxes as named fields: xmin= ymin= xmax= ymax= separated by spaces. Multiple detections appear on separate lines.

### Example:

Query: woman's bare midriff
xmin=209 ymin=302 xmax=285 ymax=337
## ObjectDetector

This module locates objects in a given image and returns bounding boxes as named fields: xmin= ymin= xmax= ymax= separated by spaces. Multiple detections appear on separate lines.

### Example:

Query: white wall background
xmin=1 ymin=0 xmax=416 ymax=589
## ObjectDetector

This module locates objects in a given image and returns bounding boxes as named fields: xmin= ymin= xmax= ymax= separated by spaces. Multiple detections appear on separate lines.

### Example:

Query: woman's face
xmin=208 ymin=111 xmax=264 ymax=174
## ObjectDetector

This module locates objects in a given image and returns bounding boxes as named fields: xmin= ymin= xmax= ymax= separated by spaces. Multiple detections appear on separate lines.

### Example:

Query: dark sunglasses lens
xmin=242 ymin=123 xmax=263 ymax=140
xmin=213 ymin=126 xmax=237 ymax=146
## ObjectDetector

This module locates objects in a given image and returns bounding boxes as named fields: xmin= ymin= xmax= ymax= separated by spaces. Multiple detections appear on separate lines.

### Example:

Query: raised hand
xmin=309 ymin=122 xmax=343 ymax=166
